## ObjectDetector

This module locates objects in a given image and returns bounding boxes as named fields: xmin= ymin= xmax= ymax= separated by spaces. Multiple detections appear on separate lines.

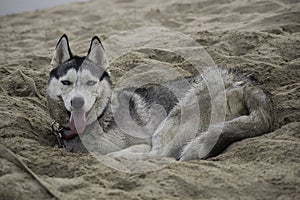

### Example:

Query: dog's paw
xmin=179 ymin=132 xmax=212 ymax=161
xmin=179 ymin=137 xmax=202 ymax=161
xmin=107 ymin=144 xmax=151 ymax=160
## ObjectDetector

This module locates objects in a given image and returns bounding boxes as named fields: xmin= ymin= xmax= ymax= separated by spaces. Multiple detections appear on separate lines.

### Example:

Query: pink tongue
xmin=70 ymin=111 xmax=86 ymax=134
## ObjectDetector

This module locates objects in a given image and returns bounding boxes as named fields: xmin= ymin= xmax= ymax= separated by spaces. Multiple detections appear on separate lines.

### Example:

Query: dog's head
xmin=47 ymin=35 xmax=112 ymax=134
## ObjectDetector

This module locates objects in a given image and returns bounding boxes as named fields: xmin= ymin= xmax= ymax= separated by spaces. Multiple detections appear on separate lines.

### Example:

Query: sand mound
xmin=0 ymin=0 xmax=299 ymax=199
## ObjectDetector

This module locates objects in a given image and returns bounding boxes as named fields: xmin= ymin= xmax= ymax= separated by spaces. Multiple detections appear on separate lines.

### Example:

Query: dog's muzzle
xmin=69 ymin=97 xmax=87 ymax=134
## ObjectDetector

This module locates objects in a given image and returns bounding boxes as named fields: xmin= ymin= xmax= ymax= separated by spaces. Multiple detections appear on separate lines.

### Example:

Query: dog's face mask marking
xmin=48 ymin=35 xmax=110 ymax=134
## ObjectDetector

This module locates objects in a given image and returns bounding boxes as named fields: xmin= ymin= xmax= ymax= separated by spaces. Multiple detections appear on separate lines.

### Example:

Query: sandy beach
xmin=0 ymin=0 xmax=299 ymax=199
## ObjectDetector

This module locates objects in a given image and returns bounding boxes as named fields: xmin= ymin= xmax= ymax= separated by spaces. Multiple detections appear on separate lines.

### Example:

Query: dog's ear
xmin=51 ymin=34 xmax=72 ymax=68
xmin=86 ymin=36 xmax=108 ymax=69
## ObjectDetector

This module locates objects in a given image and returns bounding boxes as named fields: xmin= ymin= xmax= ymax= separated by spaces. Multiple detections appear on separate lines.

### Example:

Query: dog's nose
xmin=71 ymin=97 xmax=85 ymax=110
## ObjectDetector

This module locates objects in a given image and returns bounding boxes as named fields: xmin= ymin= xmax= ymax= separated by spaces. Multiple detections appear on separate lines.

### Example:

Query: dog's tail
xmin=180 ymin=86 xmax=274 ymax=161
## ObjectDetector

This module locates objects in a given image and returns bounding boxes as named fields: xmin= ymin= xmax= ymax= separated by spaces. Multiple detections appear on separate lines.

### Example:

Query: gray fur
xmin=47 ymin=35 xmax=274 ymax=161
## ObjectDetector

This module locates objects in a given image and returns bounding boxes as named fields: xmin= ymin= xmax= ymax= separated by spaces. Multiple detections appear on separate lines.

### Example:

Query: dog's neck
xmin=96 ymin=98 xmax=113 ymax=132
xmin=91 ymin=79 xmax=113 ymax=131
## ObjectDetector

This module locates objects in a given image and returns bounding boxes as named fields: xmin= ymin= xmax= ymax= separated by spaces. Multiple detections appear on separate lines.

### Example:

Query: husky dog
xmin=47 ymin=35 xmax=274 ymax=161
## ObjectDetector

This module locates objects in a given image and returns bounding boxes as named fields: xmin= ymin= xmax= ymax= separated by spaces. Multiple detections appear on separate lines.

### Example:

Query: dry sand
xmin=0 ymin=0 xmax=299 ymax=199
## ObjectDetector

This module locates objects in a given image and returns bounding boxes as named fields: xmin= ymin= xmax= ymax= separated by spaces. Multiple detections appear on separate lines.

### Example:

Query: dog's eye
xmin=61 ymin=80 xmax=72 ymax=85
xmin=87 ymin=80 xmax=97 ymax=86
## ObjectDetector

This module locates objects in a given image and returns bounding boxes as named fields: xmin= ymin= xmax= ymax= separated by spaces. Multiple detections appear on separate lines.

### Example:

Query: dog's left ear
xmin=86 ymin=36 xmax=108 ymax=69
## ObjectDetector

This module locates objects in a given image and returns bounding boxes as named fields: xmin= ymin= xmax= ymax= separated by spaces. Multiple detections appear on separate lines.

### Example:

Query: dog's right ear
xmin=51 ymin=34 xmax=72 ymax=68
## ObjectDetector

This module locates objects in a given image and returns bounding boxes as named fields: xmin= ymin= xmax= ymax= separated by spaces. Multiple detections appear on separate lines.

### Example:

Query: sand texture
xmin=0 ymin=0 xmax=300 ymax=199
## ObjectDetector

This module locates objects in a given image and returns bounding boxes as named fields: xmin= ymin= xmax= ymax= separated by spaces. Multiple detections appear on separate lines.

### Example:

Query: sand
xmin=0 ymin=0 xmax=299 ymax=199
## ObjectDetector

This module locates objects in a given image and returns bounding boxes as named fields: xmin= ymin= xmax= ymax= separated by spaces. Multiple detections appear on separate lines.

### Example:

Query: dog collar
xmin=51 ymin=121 xmax=78 ymax=148
xmin=60 ymin=126 xmax=78 ymax=140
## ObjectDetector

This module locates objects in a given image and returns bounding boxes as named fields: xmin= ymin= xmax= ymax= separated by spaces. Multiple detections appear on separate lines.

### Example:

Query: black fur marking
xmin=134 ymin=85 xmax=179 ymax=115
xmin=100 ymin=71 xmax=109 ymax=81
xmin=49 ymin=56 xmax=85 ymax=81
xmin=48 ymin=56 xmax=111 ymax=85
